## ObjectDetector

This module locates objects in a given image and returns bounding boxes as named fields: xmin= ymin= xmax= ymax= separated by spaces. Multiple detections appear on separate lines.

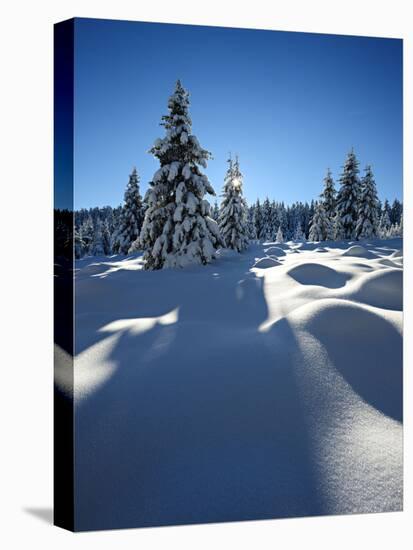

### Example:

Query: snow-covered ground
xmin=69 ymin=238 xmax=403 ymax=530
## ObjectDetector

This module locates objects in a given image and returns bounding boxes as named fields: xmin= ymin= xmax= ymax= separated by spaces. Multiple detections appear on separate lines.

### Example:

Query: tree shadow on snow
xmin=73 ymin=247 xmax=325 ymax=531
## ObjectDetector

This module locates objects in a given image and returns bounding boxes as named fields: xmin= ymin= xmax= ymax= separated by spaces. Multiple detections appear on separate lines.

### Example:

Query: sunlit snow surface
xmin=70 ymin=238 xmax=402 ymax=530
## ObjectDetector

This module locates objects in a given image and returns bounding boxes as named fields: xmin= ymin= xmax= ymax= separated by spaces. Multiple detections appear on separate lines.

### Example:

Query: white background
xmin=0 ymin=1 xmax=411 ymax=548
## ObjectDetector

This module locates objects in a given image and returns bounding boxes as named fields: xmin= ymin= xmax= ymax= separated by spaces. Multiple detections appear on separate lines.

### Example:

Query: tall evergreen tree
xmin=390 ymin=198 xmax=403 ymax=225
xmin=382 ymin=199 xmax=392 ymax=219
xmin=247 ymin=205 xmax=257 ymax=240
xmin=309 ymin=202 xmax=331 ymax=241
xmin=269 ymin=201 xmax=279 ymax=240
xmin=92 ymin=220 xmax=105 ymax=256
xmin=261 ymin=197 xmax=273 ymax=240
xmin=80 ymin=215 xmax=94 ymax=256
xmin=277 ymin=203 xmax=288 ymax=239
xmin=74 ymin=227 xmax=84 ymax=259
xmin=333 ymin=214 xmax=345 ymax=241
xmin=376 ymin=199 xmax=383 ymax=221
xmin=336 ymin=149 xmax=360 ymax=239
xmin=378 ymin=209 xmax=391 ymax=238
xmin=140 ymin=80 xmax=223 ymax=269
xmin=355 ymin=165 xmax=379 ymax=239
xmin=113 ymin=168 xmax=144 ymax=254
xmin=320 ymin=168 xmax=336 ymax=221
xmin=102 ymin=219 xmax=112 ymax=255
xmin=294 ymin=221 xmax=305 ymax=241
xmin=218 ymin=155 xmax=249 ymax=252
xmin=276 ymin=226 xmax=284 ymax=243
xmin=254 ymin=199 xmax=265 ymax=240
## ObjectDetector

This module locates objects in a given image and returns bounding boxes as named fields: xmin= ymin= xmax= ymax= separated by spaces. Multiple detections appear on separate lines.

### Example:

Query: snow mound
xmin=347 ymin=269 xmax=402 ymax=310
xmin=290 ymin=299 xmax=402 ymax=422
xmin=378 ymin=258 xmax=403 ymax=269
xmin=342 ymin=245 xmax=375 ymax=259
xmin=263 ymin=241 xmax=289 ymax=249
xmin=314 ymin=247 xmax=328 ymax=253
xmin=287 ymin=263 xmax=350 ymax=288
xmin=253 ymin=257 xmax=282 ymax=269
xmin=391 ymin=250 xmax=403 ymax=258
xmin=264 ymin=246 xmax=286 ymax=257
xmin=295 ymin=242 xmax=313 ymax=251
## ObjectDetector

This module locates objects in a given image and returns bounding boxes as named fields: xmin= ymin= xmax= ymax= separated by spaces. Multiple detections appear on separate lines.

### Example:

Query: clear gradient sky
xmin=73 ymin=18 xmax=402 ymax=209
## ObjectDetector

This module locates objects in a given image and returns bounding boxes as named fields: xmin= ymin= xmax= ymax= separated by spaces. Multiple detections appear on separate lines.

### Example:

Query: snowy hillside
xmin=70 ymin=238 xmax=403 ymax=530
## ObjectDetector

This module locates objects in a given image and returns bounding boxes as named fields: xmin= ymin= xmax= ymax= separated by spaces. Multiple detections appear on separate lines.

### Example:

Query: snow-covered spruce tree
xmin=276 ymin=225 xmax=284 ymax=243
xmin=294 ymin=221 xmax=305 ymax=241
xmin=378 ymin=209 xmax=391 ymax=238
xmin=114 ymin=168 xmax=144 ymax=255
xmin=277 ymin=203 xmax=288 ymax=239
xmin=320 ymin=168 xmax=336 ymax=221
xmin=333 ymin=214 xmax=345 ymax=241
xmin=140 ymin=80 xmax=223 ymax=269
xmin=102 ymin=220 xmax=112 ymax=255
xmin=382 ymin=199 xmax=392 ymax=221
xmin=92 ymin=220 xmax=105 ymax=256
xmin=355 ymin=165 xmax=379 ymax=239
xmin=309 ymin=202 xmax=331 ymax=242
xmin=111 ymin=207 xmax=126 ymax=254
xmin=254 ymin=199 xmax=265 ymax=240
xmin=74 ymin=227 xmax=84 ymax=259
xmin=336 ymin=149 xmax=360 ymax=239
xmin=269 ymin=201 xmax=279 ymax=241
xmin=388 ymin=223 xmax=401 ymax=237
xmin=247 ymin=205 xmax=257 ymax=241
xmin=390 ymin=199 xmax=403 ymax=225
xmin=303 ymin=202 xmax=312 ymax=238
xmin=80 ymin=215 xmax=94 ymax=256
xmin=218 ymin=155 xmax=249 ymax=252
xmin=261 ymin=198 xmax=273 ymax=241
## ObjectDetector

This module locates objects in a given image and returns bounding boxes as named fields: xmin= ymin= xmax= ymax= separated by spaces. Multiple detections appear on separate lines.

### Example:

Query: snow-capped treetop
xmin=218 ymin=154 xmax=249 ymax=252
xmin=336 ymin=149 xmax=361 ymax=239
xmin=112 ymin=167 xmax=144 ymax=255
xmin=309 ymin=201 xmax=332 ymax=242
xmin=378 ymin=209 xmax=391 ymax=238
xmin=149 ymin=79 xmax=212 ymax=172
xmin=276 ymin=226 xmax=284 ymax=243
xmin=140 ymin=80 xmax=223 ymax=269
xmin=320 ymin=168 xmax=336 ymax=219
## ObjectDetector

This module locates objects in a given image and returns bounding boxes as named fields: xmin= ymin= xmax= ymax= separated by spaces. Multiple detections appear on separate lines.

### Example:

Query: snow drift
xmin=71 ymin=238 xmax=403 ymax=530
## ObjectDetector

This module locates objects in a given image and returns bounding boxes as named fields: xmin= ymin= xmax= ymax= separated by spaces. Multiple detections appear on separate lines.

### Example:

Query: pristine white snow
xmin=69 ymin=237 xmax=403 ymax=530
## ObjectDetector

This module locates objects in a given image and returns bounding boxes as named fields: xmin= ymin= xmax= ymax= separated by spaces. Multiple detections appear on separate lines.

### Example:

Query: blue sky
xmin=73 ymin=18 xmax=402 ymax=209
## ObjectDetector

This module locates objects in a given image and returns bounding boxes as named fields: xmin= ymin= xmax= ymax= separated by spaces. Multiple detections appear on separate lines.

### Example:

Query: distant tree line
xmin=60 ymin=180 xmax=401 ymax=261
